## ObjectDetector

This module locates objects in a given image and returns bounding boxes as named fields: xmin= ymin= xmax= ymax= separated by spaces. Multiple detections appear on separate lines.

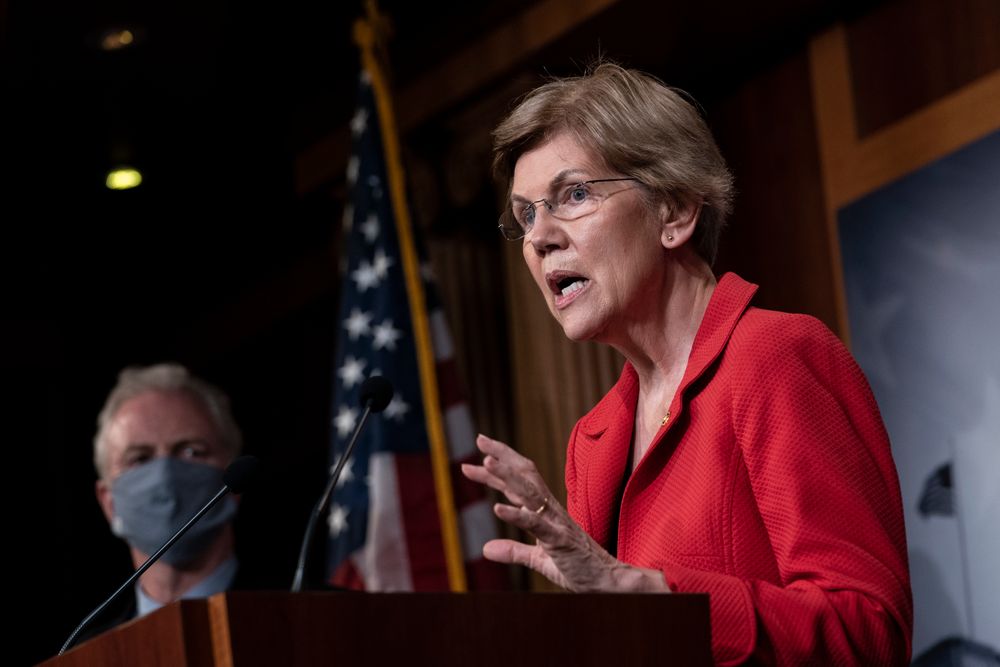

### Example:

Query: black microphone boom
xmin=290 ymin=376 xmax=394 ymax=592
xmin=59 ymin=455 xmax=260 ymax=656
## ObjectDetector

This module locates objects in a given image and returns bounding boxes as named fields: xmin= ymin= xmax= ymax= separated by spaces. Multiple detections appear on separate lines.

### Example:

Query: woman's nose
xmin=528 ymin=204 xmax=567 ymax=254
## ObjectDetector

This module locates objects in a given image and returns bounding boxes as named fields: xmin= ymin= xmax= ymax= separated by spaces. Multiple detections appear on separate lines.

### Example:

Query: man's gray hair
xmin=93 ymin=363 xmax=242 ymax=479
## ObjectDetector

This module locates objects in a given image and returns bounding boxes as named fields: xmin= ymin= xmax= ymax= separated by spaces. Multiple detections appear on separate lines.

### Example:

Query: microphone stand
xmin=290 ymin=402 xmax=373 ymax=593
xmin=60 ymin=486 xmax=232 ymax=655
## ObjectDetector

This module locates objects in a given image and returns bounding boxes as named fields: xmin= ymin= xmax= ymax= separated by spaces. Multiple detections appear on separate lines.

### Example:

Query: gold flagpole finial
xmin=354 ymin=0 xmax=392 ymax=52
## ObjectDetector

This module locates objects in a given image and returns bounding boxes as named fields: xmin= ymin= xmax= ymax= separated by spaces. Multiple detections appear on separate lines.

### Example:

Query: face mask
xmin=110 ymin=457 xmax=237 ymax=566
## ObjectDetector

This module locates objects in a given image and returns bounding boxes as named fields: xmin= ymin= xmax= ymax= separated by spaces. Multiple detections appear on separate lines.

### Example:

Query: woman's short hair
xmin=493 ymin=62 xmax=734 ymax=264
xmin=93 ymin=363 xmax=243 ymax=479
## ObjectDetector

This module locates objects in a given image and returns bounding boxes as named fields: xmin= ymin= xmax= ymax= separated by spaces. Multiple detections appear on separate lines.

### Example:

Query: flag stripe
xmin=353 ymin=452 xmax=413 ymax=591
xmin=459 ymin=501 xmax=496 ymax=563
xmin=435 ymin=358 xmax=466 ymax=413
xmin=429 ymin=310 xmax=454 ymax=361
xmin=394 ymin=452 xmax=451 ymax=590
xmin=444 ymin=402 xmax=477 ymax=461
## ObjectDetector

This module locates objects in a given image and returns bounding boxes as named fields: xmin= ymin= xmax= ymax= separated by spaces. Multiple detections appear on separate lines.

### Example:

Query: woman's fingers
xmin=463 ymin=434 xmax=552 ymax=509
xmin=476 ymin=434 xmax=535 ymax=471
xmin=466 ymin=433 xmax=626 ymax=593
xmin=461 ymin=460 xmax=531 ymax=505
xmin=459 ymin=462 xmax=506 ymax=493
xmin=493 ymin=501 xmax=561 ymax=542
xmin=483 ymin=457 xmax=543 ymax=501
xmin=481 ymin=538 xmax=534 ymax=566
xmin=478 ymin=435 xmax=550 ymax=500
xmin=475 ymin=433 xmax=514 ymax=457
xmin=482 ymin=539 xmax=565 ymax=587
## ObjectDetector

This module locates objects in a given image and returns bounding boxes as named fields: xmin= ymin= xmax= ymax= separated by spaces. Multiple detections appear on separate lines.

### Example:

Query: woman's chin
xmin=557 ymin=314 xmax=605 ymax=343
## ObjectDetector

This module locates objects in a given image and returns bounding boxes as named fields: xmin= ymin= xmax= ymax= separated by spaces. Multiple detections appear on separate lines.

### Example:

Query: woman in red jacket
xmin=461 ymin=63 xmax=912 ymax=665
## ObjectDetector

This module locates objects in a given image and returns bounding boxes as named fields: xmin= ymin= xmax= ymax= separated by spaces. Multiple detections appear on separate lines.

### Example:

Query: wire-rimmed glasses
xmin=498 ymin=177 xmax=640 ymax=241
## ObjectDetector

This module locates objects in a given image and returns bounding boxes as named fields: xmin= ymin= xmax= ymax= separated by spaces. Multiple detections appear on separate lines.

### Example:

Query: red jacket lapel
xmin=573 ymin=273 xmax=759 ymax=546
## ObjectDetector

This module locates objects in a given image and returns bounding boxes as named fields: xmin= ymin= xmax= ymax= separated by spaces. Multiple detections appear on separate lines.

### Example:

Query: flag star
xmin=373 ymin=248 xmax=394 ymax=279
xmin=361 ymin=213 xmax=380 ymax=243
xmin=343 ymin=308 xmax=372 ymax=341
xmin=368 ymin=174 xmax=383 ymax=200
xmin=372 ymin=319 xmax=402 ymax=351
xmin=351 ymin=260 xmax=379 ymax=291
xmin=328 ymin=503 xmax=349 ymax=538
xmin=333 ymin=405 xmax=359 ymax=439
xmin=384 ymin=395 xmax=410 ymax=422
xmin=350 ymin=108 xmax=368 ymax=136
xmin=346 ymin=156 xmax=359 ymax=185
xmin=337 ymin=356 xmax=367 ymax=389
xmin=331 ymin=457 xmax=355 ymax=488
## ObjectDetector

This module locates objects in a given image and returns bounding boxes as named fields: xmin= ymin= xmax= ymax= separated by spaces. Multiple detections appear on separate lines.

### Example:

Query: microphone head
xmin=223 ymin=455 xmax=261 ymax=494
xmin=359 ymin=375 xmax=394 ymax=412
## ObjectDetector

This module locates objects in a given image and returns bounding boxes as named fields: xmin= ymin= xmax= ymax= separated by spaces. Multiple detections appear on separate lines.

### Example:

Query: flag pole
xmin=352 ymin=10 xmax=467 ymax=593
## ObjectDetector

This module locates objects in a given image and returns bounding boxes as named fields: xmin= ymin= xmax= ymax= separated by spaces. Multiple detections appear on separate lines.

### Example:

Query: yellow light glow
xmin=106 ymin=168 xmax=143 ymax=190
xmin=101 ymin=29 xmax=136 ymax=51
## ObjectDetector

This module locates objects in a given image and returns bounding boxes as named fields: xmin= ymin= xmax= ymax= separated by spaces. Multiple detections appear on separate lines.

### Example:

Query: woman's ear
xmin=660 ymin=198 xmax=702 ymax=249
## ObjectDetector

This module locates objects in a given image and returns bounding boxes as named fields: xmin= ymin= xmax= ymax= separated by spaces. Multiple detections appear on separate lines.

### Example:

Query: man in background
xmin=92 ymin=362 xmax=243 ymax=624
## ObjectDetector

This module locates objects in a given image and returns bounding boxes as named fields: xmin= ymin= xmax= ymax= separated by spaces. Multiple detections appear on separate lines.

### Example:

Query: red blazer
xmin=565 ymin=274 xmax=912 ymax=665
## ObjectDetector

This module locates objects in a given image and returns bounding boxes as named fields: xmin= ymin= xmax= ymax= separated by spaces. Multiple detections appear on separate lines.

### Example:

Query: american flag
xmin=326 ymin=69 xmax=504 ymax=591
xmin=918 ymin=461 xmax=955 ymax=518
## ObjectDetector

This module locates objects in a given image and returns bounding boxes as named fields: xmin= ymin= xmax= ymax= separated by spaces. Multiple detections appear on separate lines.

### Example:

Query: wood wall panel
xmin=710 ymin=51 xmax=838 ymax=331
xmin=427 ymin=236 xmax=514 ymax=445
xmin=812 ymin=25 xmax=1000 ymax=211
xmin=847 ymin=0 xmax=1000 ymax=137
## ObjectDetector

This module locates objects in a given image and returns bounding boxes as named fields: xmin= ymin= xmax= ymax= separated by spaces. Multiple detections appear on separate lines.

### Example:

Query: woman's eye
xmin=522 ymin=205 xmax=536 ymax=226
xmin=568 ymin=186 xmax=589 ymax=203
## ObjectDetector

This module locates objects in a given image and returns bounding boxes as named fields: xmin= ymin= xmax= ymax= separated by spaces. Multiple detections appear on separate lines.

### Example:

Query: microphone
xmin=59 ymin=455 xmax=261 ymax=655
xmin=291 ymin=376 xmax=393 ymax=592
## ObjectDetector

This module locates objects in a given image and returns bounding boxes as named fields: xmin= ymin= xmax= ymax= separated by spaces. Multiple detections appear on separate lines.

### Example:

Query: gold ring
xmin=534 ymin=497 xmax=548 ymax=515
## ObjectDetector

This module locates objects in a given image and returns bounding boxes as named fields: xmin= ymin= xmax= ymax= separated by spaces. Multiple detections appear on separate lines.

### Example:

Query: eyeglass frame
xmin=497 ymin=177 xmax=641 ymax=241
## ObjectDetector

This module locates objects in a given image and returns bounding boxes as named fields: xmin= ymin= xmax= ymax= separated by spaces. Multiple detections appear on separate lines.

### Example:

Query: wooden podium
xmin=43 ymin=591 xmax=711 ymax=666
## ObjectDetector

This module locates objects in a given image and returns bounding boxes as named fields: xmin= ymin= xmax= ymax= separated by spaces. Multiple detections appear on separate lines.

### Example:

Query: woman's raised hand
xmin=461 ymin=434 xmax=668 ymax=593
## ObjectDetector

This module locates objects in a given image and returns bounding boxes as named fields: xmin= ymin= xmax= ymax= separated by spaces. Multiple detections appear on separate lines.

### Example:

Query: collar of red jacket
xmin=578 ymin=272 xmax=759 ymax=438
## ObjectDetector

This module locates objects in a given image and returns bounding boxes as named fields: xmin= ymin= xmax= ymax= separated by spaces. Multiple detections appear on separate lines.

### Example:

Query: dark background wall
xmin=4 ymin=0 xmax=998 ymax=663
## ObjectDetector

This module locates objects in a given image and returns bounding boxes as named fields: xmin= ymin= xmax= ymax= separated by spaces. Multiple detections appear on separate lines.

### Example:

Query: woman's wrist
xmin=607 ymin=562 xmax=672 ymax=593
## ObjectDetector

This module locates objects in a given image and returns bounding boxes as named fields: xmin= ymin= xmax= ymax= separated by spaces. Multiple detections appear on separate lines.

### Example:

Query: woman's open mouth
xmin=547 ymin=271 xmax=591 ymax=309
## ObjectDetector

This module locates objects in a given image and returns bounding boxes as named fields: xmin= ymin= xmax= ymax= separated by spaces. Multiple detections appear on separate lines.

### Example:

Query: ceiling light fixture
xmin=105 ymin=167 xmax=143 ymax=190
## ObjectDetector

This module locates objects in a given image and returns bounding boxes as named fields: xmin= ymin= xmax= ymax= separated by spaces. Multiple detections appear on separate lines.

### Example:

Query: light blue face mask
xmin=110 ymin=457 xmax=237 ymax=566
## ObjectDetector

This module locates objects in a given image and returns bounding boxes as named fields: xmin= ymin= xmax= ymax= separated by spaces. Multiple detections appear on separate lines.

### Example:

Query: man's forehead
xmin=106 ymin=389 xmax=219 ymax=448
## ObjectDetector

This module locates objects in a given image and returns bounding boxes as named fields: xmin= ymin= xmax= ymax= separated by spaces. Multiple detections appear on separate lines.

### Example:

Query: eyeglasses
xmin=498 ymin=177 xmax=640 ymax=241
